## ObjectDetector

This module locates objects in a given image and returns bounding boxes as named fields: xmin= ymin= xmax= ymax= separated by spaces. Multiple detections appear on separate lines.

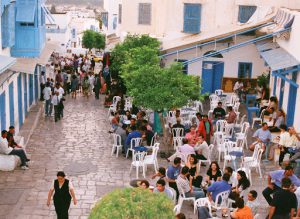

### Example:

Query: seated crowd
xmin=107 ymin=91 xmax=300 ymax=218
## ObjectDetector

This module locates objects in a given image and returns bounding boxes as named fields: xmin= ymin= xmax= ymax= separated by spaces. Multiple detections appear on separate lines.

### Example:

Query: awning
xmin=41 ymin=4 xmax=55 ymax=24
xmin=257 ymin=42 xmax=300 ymax=71
xmin=16 ymin=4 xmax=36 ymax=23
xmin=10 ymin=43 xmax=61 ymax=74
xmin=0 ymin=55 xmax=16 ymax=74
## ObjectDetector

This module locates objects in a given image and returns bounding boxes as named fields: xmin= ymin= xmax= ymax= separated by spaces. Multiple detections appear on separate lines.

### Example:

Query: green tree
xmin=82 ymin=30 xmax=95 ymax=51
xmin=110 ymin=34 xmax=160 ymax=78
xmin=82 ymin=30 xmax=105 ymax=51
xmin=94 ymin=32 xmax=106 ymax=50
xmin=89 ymin=188 xmax=174 ymax=219
xmin=121 ymin=46 xmax=201 ymax=149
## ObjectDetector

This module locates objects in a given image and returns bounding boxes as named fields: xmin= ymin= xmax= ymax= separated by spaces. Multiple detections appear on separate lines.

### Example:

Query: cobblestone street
xmin=0 ymin=95 xmax=273 ymax=219
xmin=0 ymin=95 xmax=136 ymax=219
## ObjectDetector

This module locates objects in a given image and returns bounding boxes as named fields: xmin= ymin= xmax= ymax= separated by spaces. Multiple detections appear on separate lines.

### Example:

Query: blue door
xmin=24 ymin=74 xmax=28 ymax=116
xmin=279 ymin=78 xmax=285 ymax=109
xmin=18 ymin=74 xmax=23 ymax=126
xmin=9 ymin=83 xmax=15 ymax=126
xmin=202 ymin=61 xmax=224 ymax=94
xmin=287 ymin=72 xmax=298 ymax=127
xmin=0 ymin=92 xmax=6 ymax=131
xmin=29 ymin=74 xmax=33 ymax=105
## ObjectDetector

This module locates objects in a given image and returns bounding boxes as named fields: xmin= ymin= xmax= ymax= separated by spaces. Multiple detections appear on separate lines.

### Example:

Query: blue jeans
xmin=45 ymin=99 xmax=51 ymax=116
xmin=9 ymin=149 xmax=28 ymax=166
xmin=185 ymin=187 xmax=205 ymax=200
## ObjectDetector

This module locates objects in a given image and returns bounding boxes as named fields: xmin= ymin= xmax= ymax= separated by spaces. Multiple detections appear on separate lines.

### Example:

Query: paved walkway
xmin=0 ymin=95 xmax=274 ymax=219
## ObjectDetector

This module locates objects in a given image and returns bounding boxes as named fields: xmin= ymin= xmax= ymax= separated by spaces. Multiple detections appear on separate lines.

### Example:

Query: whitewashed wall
xmin=269 ymin=11 xmax=300 ymax=130
xmin=163 ymin=37 xmax=267 ymax=79
xmin=0 ymin=71 xmax=38 ymax=133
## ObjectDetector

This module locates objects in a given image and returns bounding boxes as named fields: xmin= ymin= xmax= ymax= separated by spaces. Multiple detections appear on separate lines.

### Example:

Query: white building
xmin=46 ymin=12 xmax=72 ymax=47
xmin=103 ymin=0 xmax=300 ymax=130
xmin=0 ymin=1 xmax=58 ymax=134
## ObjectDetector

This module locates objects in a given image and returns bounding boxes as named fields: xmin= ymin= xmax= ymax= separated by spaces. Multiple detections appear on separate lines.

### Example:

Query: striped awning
xmin=0 ymin=55 xmax=16 ymax=74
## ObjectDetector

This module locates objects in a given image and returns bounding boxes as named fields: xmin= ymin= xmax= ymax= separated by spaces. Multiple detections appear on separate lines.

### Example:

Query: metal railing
xmin=182 ymin=28 xmax=291 ymax=66
xmin=160 ymin=22 xmax=274 ymax=59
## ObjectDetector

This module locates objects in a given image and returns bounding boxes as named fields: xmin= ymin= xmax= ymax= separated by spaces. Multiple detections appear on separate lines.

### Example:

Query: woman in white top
xmin=47 ymin=171 xmax=77 ymax=219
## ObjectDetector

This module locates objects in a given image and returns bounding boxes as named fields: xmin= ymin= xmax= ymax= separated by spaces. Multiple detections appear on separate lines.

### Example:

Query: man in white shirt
xmin=246 ymin=190 xmax=259 ymax=216
xmin=194 ymin=135 xmax=209 ymax=160
xmin=88 ymin=73 xmax=95 ymax=94
xmin=167 ymin=138 xmax=195 ymax=162
xmin=40 ymin=71 xmax=46 ymax=101
xmin=54 ymin=83 xmax=64 ymax=98
xmin=153 ymin=179 xmax=174 ymax=200
xmin=0 ymin=130 xmax=29 ymax=170
xmin=279 ymin=126 xmax=300 ymax=165
xmin=52 ymin=92 xmax=61 ymax=122
xmin=177 ymin=166 xmax=205 ymax=199
xmin=43 ymin=82 xmax=52 ymax=117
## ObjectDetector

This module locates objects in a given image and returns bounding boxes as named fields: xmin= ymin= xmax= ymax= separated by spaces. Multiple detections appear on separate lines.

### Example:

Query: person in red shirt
xmin=197 ymin=115 xmax=213 ymax=144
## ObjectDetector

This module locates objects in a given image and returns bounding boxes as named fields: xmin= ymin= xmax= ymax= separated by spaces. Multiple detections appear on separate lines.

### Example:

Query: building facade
xmin=103 ymin=0 xmax=300 ymax=129
xmin=0 ymin=0 xmax=49 ymax=133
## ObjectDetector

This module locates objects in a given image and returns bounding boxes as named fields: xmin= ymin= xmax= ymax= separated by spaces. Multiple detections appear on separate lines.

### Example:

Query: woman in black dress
xmin=47 ymin=171 xmax=77 ymax=219
xmin=206 ymin=161 xmax=222 ymax=185
xmin=186 ymin=154 xmax=203 ymax=188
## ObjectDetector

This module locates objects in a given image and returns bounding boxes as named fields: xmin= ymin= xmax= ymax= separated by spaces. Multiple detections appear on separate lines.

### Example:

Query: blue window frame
xmin=176 ymin=59 xmax=188 ymax=74
xmin=0 ymin=92 xmax=6 ymax=130
xmin=29 ymin=74 xmax=33 ymax=105
xmin=24 ymin=74 xmax=28 ymax=116
xmin=184 ymin=3 xmax=201 ymax=34
xmin=18 ymin=74 xmax=23 ymax=126
xmin=238 ymin=62 xmax=252 ymax=78
xmin=101 ymin=12 xmax=108 ymax=27
xmin=9 ymin=83 xmax=15 ymax=126
xmin=238 ymin=6 xmax=257 ymax=23
xmin=1 ymin=3 xmax=15 ymax=48
xmin=287 ymin=72 xmax=298 ymax=127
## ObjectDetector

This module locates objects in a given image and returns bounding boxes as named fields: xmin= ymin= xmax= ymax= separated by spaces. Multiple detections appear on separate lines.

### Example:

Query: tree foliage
xmin=121 ymin=45 xmax=201 ymax=111
xmin=82 ymin=30 xmax=105 ymax=50
xmin=110 ymin=34 xmax=160 ymax=78
xmin=89 ymin=188 xmax=174 ymax=219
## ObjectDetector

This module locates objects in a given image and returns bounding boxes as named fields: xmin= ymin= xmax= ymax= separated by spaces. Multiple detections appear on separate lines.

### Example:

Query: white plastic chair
xmin=223 ymin=141 xmax=243 ymax=171
xmin=129 ymin=151 xmax=147 ymax=178
xmin=148 ymin=132 xmax=157 ymax=148
xmin=111 ymin=134 xmax=122 ymax=157
xmin=243 ymin=146 xmax=264 ymax=183
xmin=176 ymin=180 xmax=196 ymax=214
xmin=215 ymin=89 xmax=223 ymax=96
xmin=211 ymin=190 xmax=230 ymax=210
xmin=198 ymin=144 xmax=214 ymax=170
xmin=213 ymin=120 xmax=227 ymax=144
xmin=112 ymin=96 xmax=121 ymax=106
xmin=251 ymin=109 xmax=266 ymax=129
xmin=168 ymin=186 xmax=177 ymax=205
xmin=209 ymin=94 xmax=219 ymax=102
xmin=172 ymin=128 xmax=184 ymax=137
xmin=195 ymin=197 xmax=212 ymax=215
xmin=173 ymin=137 xmax=184 ymax=151
xmin=235 ymin=115 xmax=246 ymax=130
xmin=235 ymin=122 xmax=250 ymax=149
xmin=126 ymin=137 xmax=143 ymax=158
xmin=143 ymin=143 xmax=159 ymax=173
xmin=215 ymin=133 xmax=228 ymax=163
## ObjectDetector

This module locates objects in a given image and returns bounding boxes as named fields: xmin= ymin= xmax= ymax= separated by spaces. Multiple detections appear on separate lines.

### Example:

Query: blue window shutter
xmin=1 ymin=3 xmax=15 ymax=48
xmin=184 ymin=4 xmax=201 ymax=34
xmin=238 ymin=6 xmax=257 ymax=23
